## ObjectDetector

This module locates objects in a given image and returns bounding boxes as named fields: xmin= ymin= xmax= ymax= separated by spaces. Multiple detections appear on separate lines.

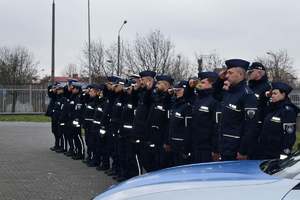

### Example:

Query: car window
xmin=261 ymin=151 xmax=300 ymax=179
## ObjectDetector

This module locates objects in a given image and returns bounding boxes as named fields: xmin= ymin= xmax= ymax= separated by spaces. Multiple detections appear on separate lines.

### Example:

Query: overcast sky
xmin=0 ymin=0 xmax=300 ymax=77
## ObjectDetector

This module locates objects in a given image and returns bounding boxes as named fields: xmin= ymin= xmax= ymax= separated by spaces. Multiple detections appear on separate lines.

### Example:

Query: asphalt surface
xmin=0 ymin=122 xmax=115 ymax=200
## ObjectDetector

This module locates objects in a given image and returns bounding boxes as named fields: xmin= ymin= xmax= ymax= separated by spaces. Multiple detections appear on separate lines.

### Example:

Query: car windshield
xmin=261 ymin=151 xmax=300 ymax=179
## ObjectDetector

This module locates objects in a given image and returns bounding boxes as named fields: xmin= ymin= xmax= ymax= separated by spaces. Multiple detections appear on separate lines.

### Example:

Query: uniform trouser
xmin=116 ymin=137 xmax=127 ymax=177
xmin=51 ymin=119 xmax=60 ymax=148
xmin=125 ymin=140 xmax=141 ymax=178
xmin=171 ymin=151 xmax=190 ymax=167
xmin=58 ymin=124 xmax=68 ymax=150
xmin=84 ymin=128 xmax=92 ymax=159
xmin=107 ymin=125 xmax=119 ymax=171
xmin=72 ymin=126 xmax=84 ymax=155
xmin=221 ymin=154 xmax=237 ymax=161
xmin=95 ymin=133 xmax=110 ymax=168
xmin=191 ymin=149 xmax=212 ymax=163
xmin=65 ymin=122 xmax=74 ymax=152
xmin=140 ymin=144 xmax=171 ymax=172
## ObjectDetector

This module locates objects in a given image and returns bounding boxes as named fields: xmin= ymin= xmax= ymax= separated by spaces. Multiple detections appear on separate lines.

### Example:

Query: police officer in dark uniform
xmin=51 ymin=83 xmax=68 ymax=153
xmin=144 ymin=75 xmax=173 ymax=171
xmin=132 ymin=70 xmax=156 ymax=173
xmin=119 ymin=77 xmax=141 ymax=179
xmin=189 ymin=72 xmax=219 ymax=163
xmin=213 ymin=59 xmax=259 ymax=161
xmin=46 ymin=83 xmax=59 ymax=151
xmin=82 ymin=84 xmax=99 ymax=165
xmin=166 ymin=80 xmax=193 ymax=166
xmin=247 ymin=62 xmax=271 ymax=158
xmin=68 ymin=82 xmax=85 ymax=160
xmin=259 ymin=82 xmax=299 ymax=159
xmin=99 ymin=76 xmax=119 ymax=174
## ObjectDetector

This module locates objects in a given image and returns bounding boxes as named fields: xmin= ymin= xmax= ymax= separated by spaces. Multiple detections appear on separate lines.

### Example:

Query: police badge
xmin=246 ymin=109 xmax=256 ymax=120
xmin=283 ymin=123 xmax=296 ymax=134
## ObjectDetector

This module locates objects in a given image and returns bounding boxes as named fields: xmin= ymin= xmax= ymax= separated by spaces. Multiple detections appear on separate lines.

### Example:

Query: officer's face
xmin=248 ymin=69 xmax=264 ymax=81
xmin=271 ymin=89 xmax=286 ymax=103
xmin=225 ymin=67 xmax=245 ymax=86
xmin=89 ymin=89 xmax=97 ymax=97
xmin=198 ymin=78 xmax=212 ymax=90
xmin=56 ymin=88 xmax=64 ymax=94
xmin=114 ymin=84 xmax=123 ymax=93
xmin=142 ymin=77 xmax=154 ymax=89
xmin=72 ymin=88 xmax=79 ymax=94
xmin=156 ymin=81 xmax=169 ymax=92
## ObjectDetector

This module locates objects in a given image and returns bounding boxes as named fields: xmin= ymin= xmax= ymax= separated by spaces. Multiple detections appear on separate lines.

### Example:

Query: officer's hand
xmin=219 ymin=69 xmax=227 ymax=80
xmin=189 ymin=79 xmax=198 ymax=88
xmin=212 ymin=152 xmax=221 ymax=161
xmin=236 ymin=152 xmax=248 ymax=160
xmin=163 ymin=144 xmax=172 ymax=152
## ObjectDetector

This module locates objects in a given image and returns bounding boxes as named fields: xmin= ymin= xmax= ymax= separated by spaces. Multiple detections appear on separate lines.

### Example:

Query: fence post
xmin=29 ymin=84 xmax=32 ymax=107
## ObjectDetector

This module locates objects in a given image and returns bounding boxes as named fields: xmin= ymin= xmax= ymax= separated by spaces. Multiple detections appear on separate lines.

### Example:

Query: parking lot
xmin=0 ymin=122 xmax=115 ymax=200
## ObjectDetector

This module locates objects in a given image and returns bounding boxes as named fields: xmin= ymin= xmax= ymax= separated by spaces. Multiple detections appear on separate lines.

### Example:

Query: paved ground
xmin=0 ymin=122 xmax=115 ymax=200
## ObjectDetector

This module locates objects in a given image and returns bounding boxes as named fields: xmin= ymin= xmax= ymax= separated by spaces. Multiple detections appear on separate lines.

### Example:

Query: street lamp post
xmin=117 ymin=20 xmax=127 ymax=76
xmin=88 ymin=0 xmax=92 ymax=83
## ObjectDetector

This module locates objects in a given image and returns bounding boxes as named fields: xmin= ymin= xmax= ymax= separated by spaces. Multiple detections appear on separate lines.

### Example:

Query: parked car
xmin=93 ymin=151 xmax=300 ymax=200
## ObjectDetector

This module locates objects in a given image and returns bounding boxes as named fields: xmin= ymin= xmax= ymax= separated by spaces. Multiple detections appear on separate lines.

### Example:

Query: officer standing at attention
xmin=68 ymin=82 xmax=85 ymax=160
xmin=213 ymin=59 xmax=259 ymax=161
xmin=132 ymin=70 xmax=156 ymax=173
xmin=145 ymin=75 xmax=173 ymax=171
xmin=166 ymin=80 xmax=192 ymax=166
xmin=189 ymin=72 xmax=219 ymax=163
xmin=247 ymin=62 xmax=271 ymax=124
xmin=247 ymin=62 xmax=271 ymax=158
xmin=259 ymin=82 xmax=299 ymax=159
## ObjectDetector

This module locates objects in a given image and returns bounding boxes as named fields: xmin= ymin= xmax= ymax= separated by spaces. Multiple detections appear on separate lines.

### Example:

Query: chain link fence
xmin=0 ymin=85 xmax=48 ymax=114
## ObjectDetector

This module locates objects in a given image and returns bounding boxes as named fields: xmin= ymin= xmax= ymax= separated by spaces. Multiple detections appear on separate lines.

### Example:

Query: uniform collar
xmin=229 ymin=80 xmax=246 ymax=93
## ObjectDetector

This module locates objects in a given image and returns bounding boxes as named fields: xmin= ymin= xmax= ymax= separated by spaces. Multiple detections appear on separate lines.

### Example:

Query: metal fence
xmin=0 ymin=85 xmax=48 ymax=114
xmin=0 ymin=85 xmax=300 ymax=114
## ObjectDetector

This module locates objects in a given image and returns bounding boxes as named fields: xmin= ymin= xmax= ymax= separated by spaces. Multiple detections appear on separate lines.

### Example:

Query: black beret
xmin=174 ymin=80 xmax=188 ymax=89
xmin=198 ymin=71 xmax=218 ymax=81
xmin=156 ymin=75 xmax=174 ymax=85
xmin=139 ymin=70 xmax=156 ymax=78
xmin=272 ymin=82 xmax=293 ymax=95
xmin=249 ymin=62 xmax=265 ymax=71
xmin=225 ymin=59 xmax=250 ymax=71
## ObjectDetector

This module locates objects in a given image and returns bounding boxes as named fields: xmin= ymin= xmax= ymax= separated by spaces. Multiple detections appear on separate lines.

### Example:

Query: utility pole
xmin=51 ymin=0 xmax=55 ymax=84
xmin=88 ymin=0 xmax=92 ymax=83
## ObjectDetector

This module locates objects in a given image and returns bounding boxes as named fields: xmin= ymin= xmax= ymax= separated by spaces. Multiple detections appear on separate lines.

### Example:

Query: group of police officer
xmin=46 ymin=58 xmax=299 ymax=182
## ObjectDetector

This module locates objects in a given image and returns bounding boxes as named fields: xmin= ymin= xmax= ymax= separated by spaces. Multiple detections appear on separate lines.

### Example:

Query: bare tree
xmin=169 ymin=54 xmax=195 ymax=81
xmin=63 ymin=63 xmax=78 ymax=78
xmin=256 ymin=50 xmax=297 ymax=85
xmin=80 ymin=40 xmax=107 ymax=82
xmin=195 ymin=52 xmax=223 ymax=72
xmin=0 ymin=46 xmax=39 ymax=85
xmin=124 ymin=30 xmax=174 ymax=74
xmin=0 ymin=46 xmax=39 ymax=112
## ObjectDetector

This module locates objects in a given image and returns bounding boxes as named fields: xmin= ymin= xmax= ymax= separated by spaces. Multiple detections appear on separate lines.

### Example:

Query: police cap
xmin=225 ymin=59 xmax=250 ymax=71
xmin=198 ymin=71 xmax=218 ymax=82
xmin=139 ymin=70 xmax=156 ymax=78
xmin=174 ymin=80 xmax=188 ymax=89
xmin=156 ymin=75 xmax=174 ymax=85
xmin=272 ymin=82 xmax=293 ymax=95
xmin=249 ymin=62 xmax=265 ymax=71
